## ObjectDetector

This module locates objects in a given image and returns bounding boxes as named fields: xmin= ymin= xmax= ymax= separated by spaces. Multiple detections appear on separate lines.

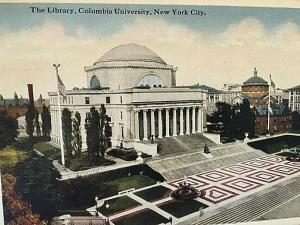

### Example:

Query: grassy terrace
xmin=97 ymin=196 xmax=141 ymax=216
xmin=134 ymin=185 xmax=172 ymax=202
xmin=248 ymin=135 xmax=300 ymax=154
xmin=34 ymin=142 xmax=115 ymax=171
xmin=59 ymin=174 xmax=157 ymax=211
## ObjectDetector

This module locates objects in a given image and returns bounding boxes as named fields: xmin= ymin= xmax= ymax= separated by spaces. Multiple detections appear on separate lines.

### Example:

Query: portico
xmin=133 ymin=104 xmax=204 ymax=141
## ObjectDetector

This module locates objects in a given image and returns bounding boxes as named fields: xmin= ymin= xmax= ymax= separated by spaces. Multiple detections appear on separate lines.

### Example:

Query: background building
xmin=288 ymin=85 xmax=300 ymax=112
xmin=253 ymin=103 xmax=292 ymax=134
xmin=221 ymin=83 xmax=242 ymax=105
xmin=241 ymin=68 xmax=270 ymax=107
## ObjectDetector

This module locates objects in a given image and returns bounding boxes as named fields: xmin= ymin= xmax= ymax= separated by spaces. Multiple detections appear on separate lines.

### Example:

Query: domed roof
xmin=94 ymin=43 xmax=166 ymax=65
xmin=243 ymin=68 xmax=268 ymax=86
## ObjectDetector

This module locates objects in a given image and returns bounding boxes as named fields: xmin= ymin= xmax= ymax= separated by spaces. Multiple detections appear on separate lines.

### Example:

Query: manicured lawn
xmin=68 ymin=154 xmax=115 ymax=171
xmin=97 ymin=196 xmax=141 ymax=216
xmin=158 ymin=199 xmax=208 ymax=218
xmin=59 ymin=174 xmax=158 ymax=211
xmin=34 ymin=142 xmax=61 ymax=160
xmin=34 ymin=142 xmax=115 ymax=171
xmin=248 ymin=135 xmax=300 ymax=154
xmin=112 ymin=208 xmax=169 ymax=225
xmin=0 ymin=145 xmax=28 ymax=171
xmin=134 ymin=185 xmax=172 ymax=202
xmin=104 ymin=175 xmax=157 ymax=195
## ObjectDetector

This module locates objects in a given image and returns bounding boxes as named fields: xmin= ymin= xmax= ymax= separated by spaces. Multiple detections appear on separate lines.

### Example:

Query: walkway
xmin=86 ymin=154 xmax=300 ymax=225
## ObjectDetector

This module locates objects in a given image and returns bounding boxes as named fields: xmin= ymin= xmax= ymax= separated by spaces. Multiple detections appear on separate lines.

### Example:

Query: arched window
xmin=137 ymin=74 xmax=164 ymax=88
xmin=90 ymin=75 xmax=101 ymax=89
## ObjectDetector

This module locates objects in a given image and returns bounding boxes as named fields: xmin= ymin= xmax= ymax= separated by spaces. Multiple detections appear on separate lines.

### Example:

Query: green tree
xmin=41 ymin=104 xmax=51 ymax=137
xmin=34 ymin=109 xmax=41 ymax=136
xmin=212 ymin=102 xmax=236 ymax=135
xmin=14 ymin=153 xmax=61 ymax=221
xmin=72 ymin=111 xmax=82 ymax=157
xmin=0 ymin=111 xmax=18 ymax=148
xmin=25 ymin=105 xmax=35 ymax=137
xmin=85 ymin=107 xmax=100 ymax=165
xmin=238 ymin=99 xmax=256 ymax=137
xmin=292 ymin=111 xmax=300 ymax=130
xmin=99 ymin=104 xmax=111 ymax=158
xmin=62 ymin=108 xmax=73 ymax=165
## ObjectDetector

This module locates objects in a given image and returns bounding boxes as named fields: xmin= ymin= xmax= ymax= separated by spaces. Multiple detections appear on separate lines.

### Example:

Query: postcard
xmin=0 ymin=1 xmax=300 ymax=225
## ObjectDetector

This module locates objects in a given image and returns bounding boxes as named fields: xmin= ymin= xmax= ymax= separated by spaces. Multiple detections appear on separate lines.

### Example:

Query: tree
xmin=14 ymin=92 xmax=19 ymax=106
xmin=2 ymin=173 xmax=44 ymax=225
xmin=62 ymin=108 xmax=73 ymax=165
xmin=99 ymin=104 xmax=110 ymax=158
xmin=34 ymin=109 xmax=41 ymax=136
xmin=292 ymin=111 xmax=300 ymax=130
xmin=25 ymin=105 xmax=34 ymax=137
xmin=13 ymin=92 xmax=18 ymax=100
xmin=238 ymin=99 xmax=256 ymax=137
xmin=211 ymin=102 xmax=235 ymax=135
xmin=0 ymin=111 xmax=18 ymax=148
xmin=41 ymin=104 xmax=51 ymax=137
xmin=72 ymin=111 xmax=82 ymax=157
xmin=85 ymin=107 xmax=100 ymax=165
xmin=14 ymin=154 xmax=61 ymax=220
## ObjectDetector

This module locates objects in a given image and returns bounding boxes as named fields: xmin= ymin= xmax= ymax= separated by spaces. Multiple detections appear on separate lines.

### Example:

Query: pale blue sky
xmin=0 ymin=3 xmax=300 ymax=98
xmin=0 ymin=3 xmax=299 ymax=36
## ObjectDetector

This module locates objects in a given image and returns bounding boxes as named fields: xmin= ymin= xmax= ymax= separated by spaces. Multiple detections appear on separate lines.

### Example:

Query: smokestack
xmin=27 ymin=84 xmax=34 ymax=108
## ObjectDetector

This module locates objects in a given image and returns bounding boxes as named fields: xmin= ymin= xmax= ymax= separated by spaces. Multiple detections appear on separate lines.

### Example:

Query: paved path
xmin=193 ymin=177 xmax=300 ymax=225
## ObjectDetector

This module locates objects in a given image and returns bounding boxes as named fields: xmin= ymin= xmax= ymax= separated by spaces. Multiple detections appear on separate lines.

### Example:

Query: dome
xmin=94 ymin=43 xmax=167 ymax=65
xmin=243 ymin=68 xmax=268 ymax=86
xmin=243 ymin=76 xmax=268 ymax=85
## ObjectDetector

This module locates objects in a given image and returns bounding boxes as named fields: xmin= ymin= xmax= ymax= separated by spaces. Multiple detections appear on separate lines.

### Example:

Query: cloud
xmin=0 ymin=17 xmax=300 ymax=99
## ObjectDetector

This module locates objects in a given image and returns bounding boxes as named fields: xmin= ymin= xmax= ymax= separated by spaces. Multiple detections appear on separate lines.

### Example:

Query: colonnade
xmin=134 ymin=106 xmax=204 ymax=141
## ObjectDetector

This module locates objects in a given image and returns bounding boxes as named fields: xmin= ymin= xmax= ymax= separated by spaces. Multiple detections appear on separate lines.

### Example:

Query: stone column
xmin=180 ymin=107 xmax=184 ymax=135
xmin=186 ymin=107 xmax=190 ymax=134
xmin=192 ymin=107 xmax=196 ymax=133
xmin=158 ymin=109 xmax=163 ymax=138
xmin=143 ymin=110 xmax=148 ymax=140
xmin=134 ymin=110 xmax=140 ymax=141
xmin=165 ymin=108 xmax=170 ymax=137
xmin=197 ymin=107 xmax=202 ymax=133
xmin=151 ymin=109 xmax=155 ymax=139
xmin=173 ymin=108 xmax=177 ymax=136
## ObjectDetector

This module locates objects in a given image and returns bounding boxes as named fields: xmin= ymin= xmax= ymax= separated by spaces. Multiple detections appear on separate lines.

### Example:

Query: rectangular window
xmin=106 ymin=97 xmax=110 ymax=104
xmin=120 ymin=111 xmax=123 ymax=119
xmin=120 ymin=96 xmax=122 ymax=103
xmin=85 ymin=97 xmax=90 ymax=104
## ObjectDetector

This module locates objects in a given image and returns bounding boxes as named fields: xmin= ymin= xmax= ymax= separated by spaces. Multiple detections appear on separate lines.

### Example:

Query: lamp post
xmin=105 ymin=204 xmax=110 ymax=225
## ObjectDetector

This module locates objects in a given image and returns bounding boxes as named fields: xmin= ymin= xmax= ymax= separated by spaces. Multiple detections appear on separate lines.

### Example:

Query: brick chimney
xmin=27 ymin=84 xmax=34 ymax=108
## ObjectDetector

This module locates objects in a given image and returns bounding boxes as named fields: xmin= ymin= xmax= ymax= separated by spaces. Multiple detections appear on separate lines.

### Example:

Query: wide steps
xmin=194 ymin=178 xmax=300 ymax=225
xmin=160 ymin=150 xmax=265 ymax=181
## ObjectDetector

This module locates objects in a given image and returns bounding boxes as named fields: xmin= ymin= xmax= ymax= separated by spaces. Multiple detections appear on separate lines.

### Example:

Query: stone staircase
xmin=193 ymin=177 xmax=300 ymax=225
xmin=148 ymin=144 xmax=266 ymax=181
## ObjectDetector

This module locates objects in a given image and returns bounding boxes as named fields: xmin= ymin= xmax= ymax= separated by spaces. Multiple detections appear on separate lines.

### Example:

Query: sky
xmin=0 ymin=3 xmax=300 ymax=99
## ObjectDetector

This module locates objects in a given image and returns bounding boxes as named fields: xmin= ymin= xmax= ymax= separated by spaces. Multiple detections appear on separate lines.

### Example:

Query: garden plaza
xmin=49 ymin=43 xmax=206 ymax=151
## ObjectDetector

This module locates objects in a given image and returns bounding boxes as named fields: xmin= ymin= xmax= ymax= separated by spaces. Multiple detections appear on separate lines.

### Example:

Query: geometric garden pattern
xmin=168 ymin=155 xmax=300 ymax=205
xmin=94 ymin=154 xmax=300 ymax=224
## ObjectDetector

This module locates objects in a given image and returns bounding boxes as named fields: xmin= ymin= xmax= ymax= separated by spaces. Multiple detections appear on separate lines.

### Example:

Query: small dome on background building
xmin=243 ymin=68 xmax=268 ymax=86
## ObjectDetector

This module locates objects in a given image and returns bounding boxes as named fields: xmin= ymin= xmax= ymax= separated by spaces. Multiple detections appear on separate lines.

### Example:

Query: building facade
xmin=49 ymin=44 xmax=207 ymax=149
xmin=253 ymin=104 xmax=292 ymax=134
xmin=241 ymin=68 xmax=270 ymax=107
xmin=288 ymin=85 xmax=300 ymax=112
xmin=221 ymin=83 xmax=242 ymax=105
